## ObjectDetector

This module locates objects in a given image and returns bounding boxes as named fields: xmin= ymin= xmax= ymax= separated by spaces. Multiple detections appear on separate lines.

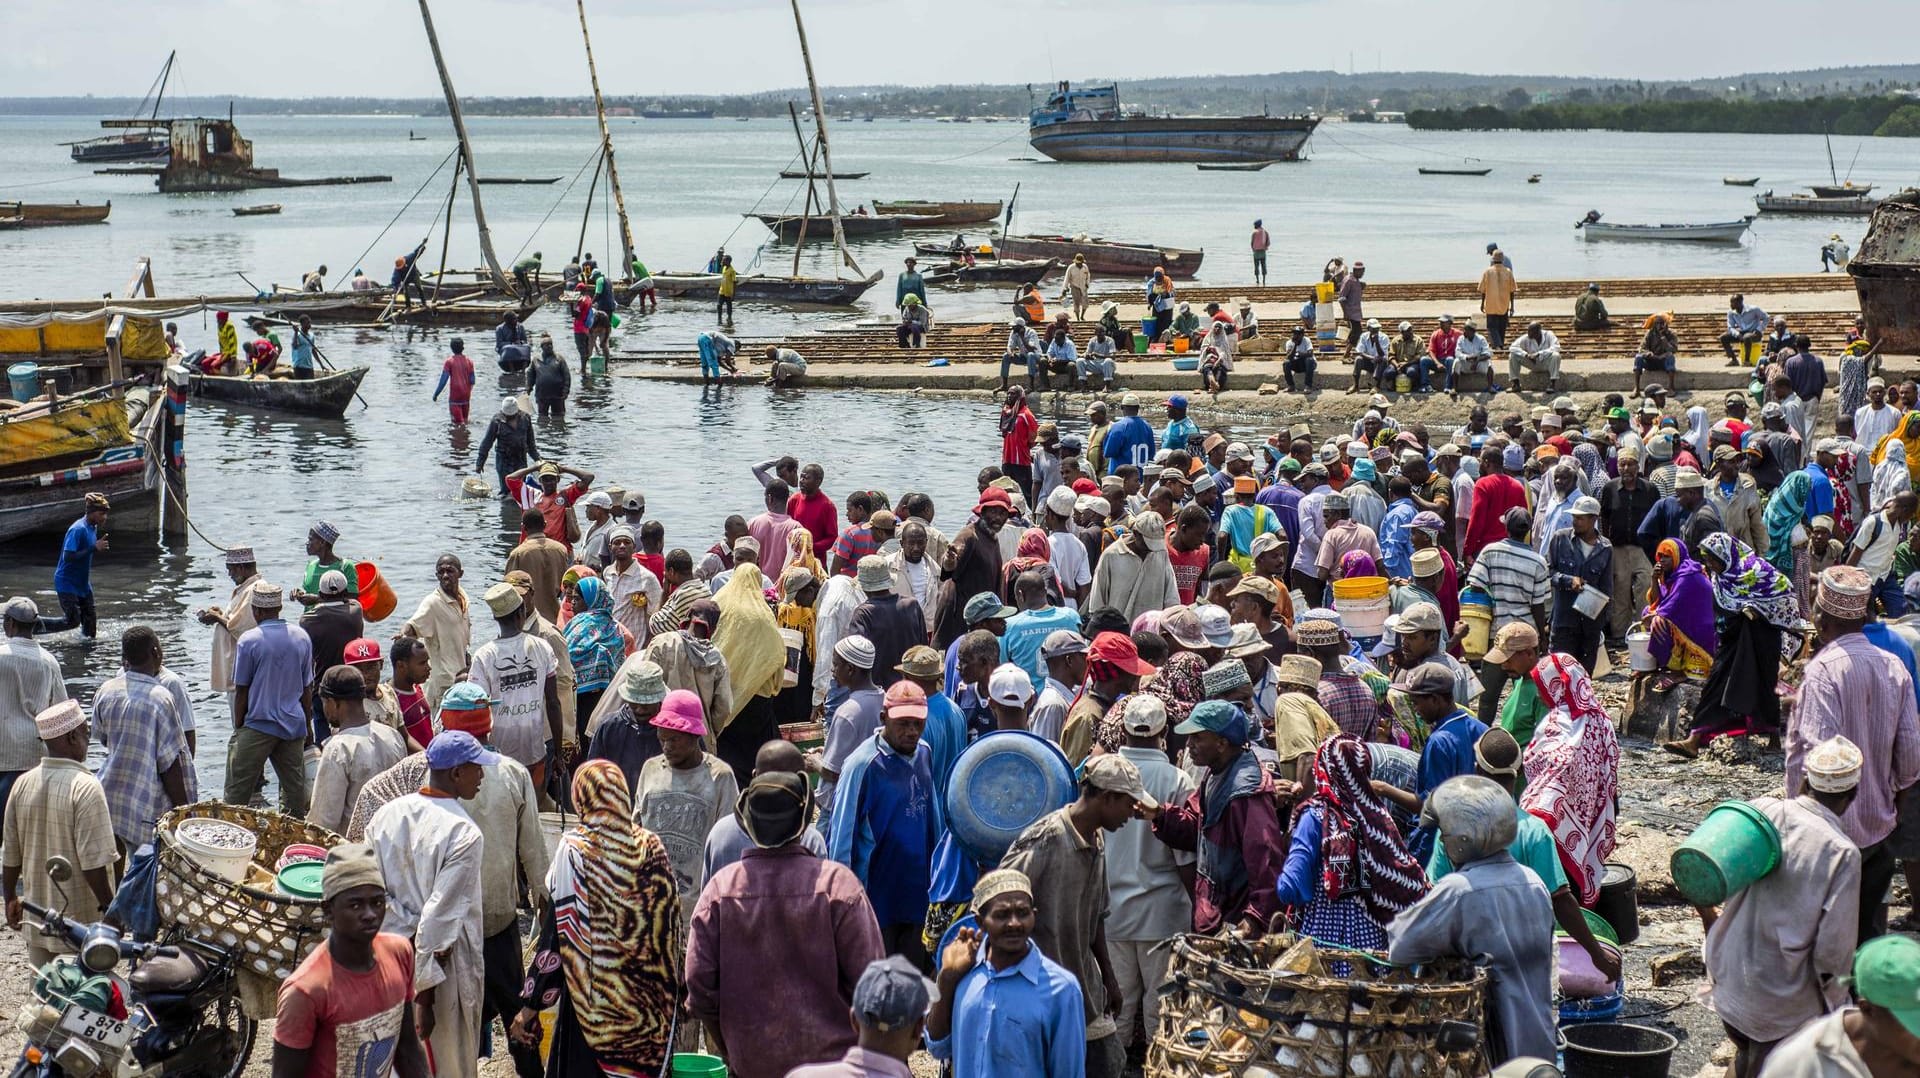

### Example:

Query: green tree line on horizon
xmin=1407 ymin=95 xmax=1920 ymax=137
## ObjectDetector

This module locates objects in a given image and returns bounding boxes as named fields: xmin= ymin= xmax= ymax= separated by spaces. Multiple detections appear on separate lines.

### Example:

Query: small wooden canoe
xmin=232 ymin=204 xmax=282 ymax=216
xmin=1418 ymin=167 xmax=1492 ymax=176
xmin=779 ymin=169 xmax=868 ymax=180
xmin=1527 ymin=174 xmax=1542 ymax=183
xmin=651 ymin=270 xmax=882 ymax=305
xmin=1196 ymin=162 xmax=1272 ymax=172
xmin=475 ymin=177 xmax=561 ymax=185
xmin=914 ymin=242 xmax=995 ymax=260
xmin=871 ymin=199 xmax=1003 ymax=226
xmin=1723 ymin=176 xmax=1761 ymax=186
xmin=188 ymin=366 xmax=368 ymax=419
xmin=923 ymin=258 xmax=1060 ymax=285
xmin=0 ymin=200 xmax=111 ymax=228
xmin=750 ymin=213 xmax=938 ymax=240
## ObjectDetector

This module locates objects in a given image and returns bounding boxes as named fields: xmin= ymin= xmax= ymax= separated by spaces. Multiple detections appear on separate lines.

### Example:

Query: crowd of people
xmin=5 ymin=309 xmax=1920 ymax=1078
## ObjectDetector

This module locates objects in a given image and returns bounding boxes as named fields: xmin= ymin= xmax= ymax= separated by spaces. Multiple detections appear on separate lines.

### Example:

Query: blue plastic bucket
xmin=7 ymin=362 xmax=40 ymax=401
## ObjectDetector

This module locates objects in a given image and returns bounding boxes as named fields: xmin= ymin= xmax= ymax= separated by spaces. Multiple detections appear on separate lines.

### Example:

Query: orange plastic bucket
xmin=1172 ymin=337 xmax=1191 ymax=354
xmin=356 ymin=562 xmax=398 ymax=622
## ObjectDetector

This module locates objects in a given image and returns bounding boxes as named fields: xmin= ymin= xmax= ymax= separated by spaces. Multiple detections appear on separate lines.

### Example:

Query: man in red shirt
xmin=1462 ymin=445 xmax=1529 ymax=564
xmin=1000 ymin=387 xmax=1040 ymax=506
xmin=504 ymin=462 xmax=593 ymax=550
xmin=1165 ymin=505 xmax=1213 ymax=605
xmin=1428 ymin=315 xmax=1460 ymax=372
xmin=431 ymin=340 xmax=476 ymax=425
xmin=274 ymin=843 xmax=430 ymax=1078
xmin=787 ymin=462 xmax=840 ymax=562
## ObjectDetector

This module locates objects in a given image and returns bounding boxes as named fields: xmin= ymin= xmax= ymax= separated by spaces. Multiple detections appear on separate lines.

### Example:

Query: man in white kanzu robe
xmin=366 ymin=732 xmax=494 ymax=1078
xmin=198 ymin=548 xmax=266 ymax=694
xmin=403 ymin=555 xmax=474 ymax=712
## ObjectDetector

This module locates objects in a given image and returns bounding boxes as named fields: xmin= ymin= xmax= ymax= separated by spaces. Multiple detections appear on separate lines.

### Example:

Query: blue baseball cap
xmin=439 ymin=682 xmax=494 ymax=712
xmin=1165 ymin=394 xmax=1189 ymax=409
xmin=1174 ymin=700 xmax=1249 ymax=746
xmin=425 ymin=730 xmax=500 ymax=770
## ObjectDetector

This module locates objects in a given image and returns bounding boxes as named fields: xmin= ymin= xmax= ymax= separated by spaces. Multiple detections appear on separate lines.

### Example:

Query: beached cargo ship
xmin=1028 ymin=83 xmax=1318 ymax=164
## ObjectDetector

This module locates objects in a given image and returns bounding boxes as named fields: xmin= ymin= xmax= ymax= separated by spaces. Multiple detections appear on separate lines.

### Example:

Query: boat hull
xmin=924 ymin=259 xmax=1060 ymax=285
xmin=0 ymin=396 xmax=134 ymax=472
xmin=1756 ymin=192 xmax=1878 ymax=215
xmin=69 ymin=138 xmax=168 ymax=163
xmin=1028 ymin=116 xmax=1317 ymax=164
xmin=651 ymin=272 xmax=881 ymax=305
xmin=1851 ymin=192 xmax=1920 ymax=355
xmin=750 ymin=214 xmax=940 ymax=240
xmin=263 ymin=294 xmax=539 ymax=326
xmin=0 ymin=387 xmax=168 ymax=544
xmin=872 ymin=200 xmax=1003 ymax=226
xmin=995 ymin=235 xmax=1203 ymax=278
xmin=0 ymin=201 xmax=111 ymax=228
xmin=188 ymin=367 xmax=367 ymax=419
xmin=1579 ymin=217 xmax=1754 ymax=243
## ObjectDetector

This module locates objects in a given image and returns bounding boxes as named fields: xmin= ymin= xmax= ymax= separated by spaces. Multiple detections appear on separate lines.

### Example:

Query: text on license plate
xmin=57 ymin=1005 xmax=132 ymax=1049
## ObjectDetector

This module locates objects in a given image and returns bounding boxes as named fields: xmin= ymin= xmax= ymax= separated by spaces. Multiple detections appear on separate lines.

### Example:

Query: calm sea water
xmin=1 ymin=114 xmax=1915 ymax=789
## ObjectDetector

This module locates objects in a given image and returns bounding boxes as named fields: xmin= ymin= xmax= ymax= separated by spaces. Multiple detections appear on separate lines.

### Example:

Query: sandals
xmin=1660 ymin=740 xmax=1700 ymax=760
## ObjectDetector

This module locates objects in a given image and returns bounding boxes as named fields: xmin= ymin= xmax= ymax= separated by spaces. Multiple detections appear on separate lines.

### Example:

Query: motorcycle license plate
xmin=56 ymin=1005 xmax=132 ymax=1050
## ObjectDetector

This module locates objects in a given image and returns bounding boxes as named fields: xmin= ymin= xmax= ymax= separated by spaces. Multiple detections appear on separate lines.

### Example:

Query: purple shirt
xmin=1788 ymin=632 xmax=1920 ymax=847
xmin=685 ymin=844 xmax=885 ymax=1078
xmin=232 ymin=617 xmax=314 ymax=741
xmin=785 ymin=1047 xmax=913 ymax=1078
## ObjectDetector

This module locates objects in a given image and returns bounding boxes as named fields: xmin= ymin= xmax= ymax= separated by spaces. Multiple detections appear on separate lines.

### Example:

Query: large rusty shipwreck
xmin=94 ymin=116 xmax=391 ymax=193
xmin=1853 ymin=189 xmax=1920 ymax=355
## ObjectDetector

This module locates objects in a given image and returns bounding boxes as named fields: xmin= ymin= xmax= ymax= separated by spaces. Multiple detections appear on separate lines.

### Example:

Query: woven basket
xmin=153 ymin=802 xmax=341 ymax=981
xmin=1147 ymin=933 xmax=1487 ymax=1078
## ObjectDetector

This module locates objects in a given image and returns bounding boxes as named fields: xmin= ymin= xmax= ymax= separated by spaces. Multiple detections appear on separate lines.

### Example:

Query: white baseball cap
xmin=987 ymin=663 xmax=1035 ymax=707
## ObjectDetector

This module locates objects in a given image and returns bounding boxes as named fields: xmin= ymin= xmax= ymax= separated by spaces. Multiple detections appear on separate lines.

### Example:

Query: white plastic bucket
xmin=174 ymin=818 xmax=258 ymax=883
xmin=1626 ymin=631 xmax=1656 ymax=672
xmin=1574 ymin=585 xmax=1610 ymax=620
xmin=1335 ymin=595 xmax=1391 ymax=639
xmin=779 ymin=628 xmax=804 ymax=688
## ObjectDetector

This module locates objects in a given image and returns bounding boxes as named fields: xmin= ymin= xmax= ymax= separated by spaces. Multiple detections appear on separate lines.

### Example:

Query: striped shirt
xmin=1463 ymin=539 xmax=1550 ymax=628
xmin=1788 ymin=633 xmax=1920 ymax=847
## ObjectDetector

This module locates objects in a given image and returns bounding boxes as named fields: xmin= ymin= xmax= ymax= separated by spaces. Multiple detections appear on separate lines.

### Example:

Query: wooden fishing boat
xmin=62 ymin=52 xmax=174 ymax=164
xmin=923 ymin=258 xmax=1059 ymax=285
xmin=779 ymin=169 xmax=868 ymax=180
xmin=0 ymin=378 xmax=175 ymax=544
xmin=871 ymin=199 xmax=1003 ymax=226
xmin=1418 ymin=167 xmax=1492 ymax=176
xmin=0 ymin=392 xmax=133 ymax=472
xmin=0 ymin=201 xmax=112 ymax=228
xmin=1577 ymin=215 xmax=1755 ymax=243
xmin=651 ymin=271 xmax=882 ymax=306
xmin=1810 ymin=182 xmax=1874 ymax=199
xmin=1756 ymin=190 xmax=1879 ymax=215
xmin=231 ymin=203 xmax=281 ymax=217
xmin=1723 ymin=176 xmax=1760 ymax=186
xmin=475 ymin=177 xmax=562 ymax=185
xmin=1527 ymin=174 xmax=1542 ymax=183
xmin=263 ymin=293 xmax=541 ymax=326
xmin=1195 ymin=162 xmax=1272 ymax=172
xmin=750 ymin=213 xmax=939 ymax=240
xmin=914 ymin=242 xmax=995 ymax=259
xmin=188 ymin=366 xmax=367 ymax=419
xmin=995 ymin=234 xmax=1203 ymax=278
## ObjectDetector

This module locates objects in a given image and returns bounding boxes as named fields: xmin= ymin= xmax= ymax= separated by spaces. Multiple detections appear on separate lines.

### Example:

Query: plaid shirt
xmin=1319 ymin=670 xmax=1383 ymax=740
xmin=1464 ymin=539 xmax=1551 ymax=628
xmin=91 ymin=671 xmax=196 ymax=846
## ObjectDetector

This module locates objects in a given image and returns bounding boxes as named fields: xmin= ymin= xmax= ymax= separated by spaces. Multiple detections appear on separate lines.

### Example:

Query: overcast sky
xmin=5 ymin=0 xmax=1912 ymax=99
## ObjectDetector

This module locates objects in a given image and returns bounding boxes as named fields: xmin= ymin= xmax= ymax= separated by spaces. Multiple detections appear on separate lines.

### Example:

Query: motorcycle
xmin=12 ymin=857 xmax=255 ymax=1078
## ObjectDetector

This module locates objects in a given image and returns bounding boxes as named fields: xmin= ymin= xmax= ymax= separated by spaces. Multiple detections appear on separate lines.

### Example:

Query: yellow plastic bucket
xmin=1315 ymin=281 xmax=1337 ymax=304
xmin=1329 ymin=575 xmax=1389 ymax=601
xmin=1460 ymin=605 xmax=1493 ymax=659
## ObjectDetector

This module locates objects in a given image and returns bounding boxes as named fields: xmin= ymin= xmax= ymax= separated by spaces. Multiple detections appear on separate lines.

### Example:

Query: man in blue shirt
xmin=43 ymin=492 xmax=109 ymax=638
xmin=288 ymin=315 xmax=317 ymax=380
xmin=1378 ymin=477 xmax=1420 ymax=580
xmin=1000 ymin=572 xmax=1081 ymax=693
xmin=1161 ymin=394 xmax=1200 ymax=452
xmin=927 ymin=868 xmax=1086 ymax=1078
xmin=1372 ymin=662 xmax=1488 ymax=864
xmin=1099 ymin=394 xmax=1156 ymax=476
xmin=227 ymin=583 xmax=315 ymax=818
xmin=829 ymin=680 xmax=942 ymax=970
xmin=896 ymin=646 xmax=968 ymax=793
xmin=1719 ymin=293 xmax=1770 ymax=364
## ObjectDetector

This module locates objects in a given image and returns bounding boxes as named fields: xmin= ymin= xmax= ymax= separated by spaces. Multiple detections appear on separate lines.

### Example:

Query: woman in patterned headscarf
xmin=1276 ymin=734 xmax=1428 ymax=955
xmin=1519 ymin=655 xmax=1619 ymax=905
xmin=512 ymin=759 xmax=681 ymax=1078
xmin=1662 ymin=533 xmax=1800 ymax=759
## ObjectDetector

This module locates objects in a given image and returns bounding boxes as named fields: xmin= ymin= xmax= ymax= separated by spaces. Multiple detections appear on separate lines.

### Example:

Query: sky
xmin=4 ymin=0 xmax=1914 ymax=99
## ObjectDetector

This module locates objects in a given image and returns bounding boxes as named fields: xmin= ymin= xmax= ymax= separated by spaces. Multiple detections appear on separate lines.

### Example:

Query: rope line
xmin=326 ymin=146 xmax=459 ymax=282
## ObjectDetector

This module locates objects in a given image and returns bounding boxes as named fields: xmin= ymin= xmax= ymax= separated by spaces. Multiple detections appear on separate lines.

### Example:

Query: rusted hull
xmin=155 ymin=167 xmax=392 ymax=193
xmin=1850 ymin=191 xmax=1920 ymax=354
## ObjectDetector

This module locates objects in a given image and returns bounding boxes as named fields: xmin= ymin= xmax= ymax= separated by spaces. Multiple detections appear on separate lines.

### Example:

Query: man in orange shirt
xmin=1477 ymin=250 xmax=1518 ymax=350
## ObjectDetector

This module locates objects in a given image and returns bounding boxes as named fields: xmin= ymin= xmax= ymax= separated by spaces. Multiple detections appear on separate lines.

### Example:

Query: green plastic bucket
xmin=588 ymin=352 xmax=608 ymax=375
xmin=670 ymin=1054 xmax=727 ymax=1078
xmin=1131 ymin=335 xmax=1150 ymax=354
xmin=1580 ymin=906 xmax=1619 ymax=946
xmin=1670 ymin=800 xmax=1781 ymax=906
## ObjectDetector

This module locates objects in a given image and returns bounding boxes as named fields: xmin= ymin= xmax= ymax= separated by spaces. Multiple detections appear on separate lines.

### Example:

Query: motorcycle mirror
xmin=44 ymin=856 xmax=74 ymax=912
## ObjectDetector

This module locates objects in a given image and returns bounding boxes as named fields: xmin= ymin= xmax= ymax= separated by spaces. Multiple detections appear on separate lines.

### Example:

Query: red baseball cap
xmin=973 ymin=487 xmax=1013 ymax=514
xmin=883 ymin=680 xmax=928 ymax=719
xmin=1070 ymin=477 xmax=1099 ymax=496
xmin=343 ymin=638 xmax=381 ymax=664
xmin=1088 ymin=632 xmax=1156 ymax=677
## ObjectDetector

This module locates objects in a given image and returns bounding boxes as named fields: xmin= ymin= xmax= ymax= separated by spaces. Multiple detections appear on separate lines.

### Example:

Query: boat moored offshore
xmin=1027 ymin=82 xmax=1318 ymax=164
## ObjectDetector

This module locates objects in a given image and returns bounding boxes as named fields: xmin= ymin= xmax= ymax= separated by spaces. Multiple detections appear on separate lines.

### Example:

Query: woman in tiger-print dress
xmin=513 ymin=759 xmax=682 ymax=1078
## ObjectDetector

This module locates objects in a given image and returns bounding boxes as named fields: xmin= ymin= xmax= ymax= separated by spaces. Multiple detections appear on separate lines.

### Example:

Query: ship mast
xmin=788 ymin=0 xmax=860 ymax=278
xmin=577 ymin=0 xmax=635 ymax=276
xmin=416 ymin=0 xmax=509 ymax=289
